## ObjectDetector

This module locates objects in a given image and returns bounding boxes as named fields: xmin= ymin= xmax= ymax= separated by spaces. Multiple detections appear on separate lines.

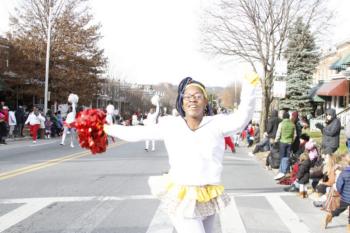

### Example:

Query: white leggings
xmin=170 ymin=214 xmax=215 ymax=233
xmin=61 ymin=127 xmax=75 ymax=145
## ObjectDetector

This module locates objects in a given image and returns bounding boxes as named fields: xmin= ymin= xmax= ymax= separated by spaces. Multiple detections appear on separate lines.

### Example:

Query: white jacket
xmin=25 ymin=112 xmax=45 ymax=125
xmin=105 ymin=80 xmax=256 ymax=186
xmin=8 ymin=111 xmax=16 ymax=126
xmin=144 ymin=104 xmax=160 ymax=126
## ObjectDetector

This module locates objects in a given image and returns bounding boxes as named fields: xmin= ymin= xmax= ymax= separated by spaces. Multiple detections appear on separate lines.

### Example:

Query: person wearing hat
xmin=104 ymin=73 xmax=258 ymax=233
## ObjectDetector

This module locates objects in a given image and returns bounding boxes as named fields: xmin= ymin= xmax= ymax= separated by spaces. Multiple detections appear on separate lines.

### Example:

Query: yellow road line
xmin=0 ymin=141 xmax=126 ymax=181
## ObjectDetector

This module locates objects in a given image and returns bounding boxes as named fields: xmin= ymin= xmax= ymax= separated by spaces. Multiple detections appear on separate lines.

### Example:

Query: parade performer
xmin=106 ymin=104 xmax=116 ymax=143
xmin=102 ymin=73 xmax=258 ymax=233
xmin=60 ymin=94 xmax=78 ymax=148
xmin=143 ymin=95 xmax=160 ymax=151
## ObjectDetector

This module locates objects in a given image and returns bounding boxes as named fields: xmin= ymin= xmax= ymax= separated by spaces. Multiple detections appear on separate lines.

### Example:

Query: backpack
xmin=267 ymin=147 xmax=280 ymax=169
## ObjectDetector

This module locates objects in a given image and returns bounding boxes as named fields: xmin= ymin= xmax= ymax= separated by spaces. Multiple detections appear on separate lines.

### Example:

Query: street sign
xmin=273 ymin=81 xmax=286 ymax=98
xmin=274 ymin=59 xmax=288 ymax=77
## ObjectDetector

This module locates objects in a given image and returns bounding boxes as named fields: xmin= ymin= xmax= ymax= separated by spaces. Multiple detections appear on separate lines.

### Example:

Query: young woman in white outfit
xmin=143 ymin=99 xmax=160 ymax=151
xmin=60 ymin=94 xmax=78 ymax=148
xmin=104 ymin=74 xmax=258 ymax=233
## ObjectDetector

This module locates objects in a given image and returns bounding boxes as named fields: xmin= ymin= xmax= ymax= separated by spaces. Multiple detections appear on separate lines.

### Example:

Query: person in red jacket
xmin=225 ymin=136 xmax=236 ymax=153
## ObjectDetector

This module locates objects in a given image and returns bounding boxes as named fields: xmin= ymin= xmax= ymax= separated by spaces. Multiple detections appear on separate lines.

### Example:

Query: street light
xmin=44 ymin=0 xmax=52 ymax=115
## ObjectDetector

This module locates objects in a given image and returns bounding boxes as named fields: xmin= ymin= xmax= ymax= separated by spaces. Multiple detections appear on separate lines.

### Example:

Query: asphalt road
xmin=0 ymin=138 xmax=347 ymax=233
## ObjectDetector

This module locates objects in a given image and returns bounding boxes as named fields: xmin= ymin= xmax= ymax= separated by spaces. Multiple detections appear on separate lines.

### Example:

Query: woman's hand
xmin=244 ymin=72 xmax=260 ymax=87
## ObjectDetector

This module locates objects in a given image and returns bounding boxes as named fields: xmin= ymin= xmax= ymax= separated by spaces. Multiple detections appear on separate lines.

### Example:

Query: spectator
xmin=291 ymin=111 xmax=303 ymax=154
xmin=324 ymin=154 xmax=350 ymax=231
xmin=246 ymin=122 xmax=254 ymax=147
xmin=345 ymin=118 xmax=350 ymax=152
xmin=296 ymin=152 xmax=311 ymax=198
xmin=254 ymin=123 xmax=260 ymax=143
xmin=15 ymin=106 xmax=25 ymax=137
xmin=8 ymin=107 xmax=16 ymax=138
xmin=249 ymin=132 xmax=270 ymax=156
xmin=315 ymin=108 xmax=341 ymax=158
xmin=0 ymin=108 xmax=6 ymax=144
xmin=274 ymin=111 xmax=296 ymax=180
xmin=266 ymin=109 xmax=281 ymax=145
xmin=44 ymin=116 xmax=53 ymax=139
xmin=25 ymin=107 xmax=45 ymax=143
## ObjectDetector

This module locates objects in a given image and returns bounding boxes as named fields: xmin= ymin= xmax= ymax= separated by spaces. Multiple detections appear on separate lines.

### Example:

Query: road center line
xmin=0 ymin=141 xmax=126 ymax=181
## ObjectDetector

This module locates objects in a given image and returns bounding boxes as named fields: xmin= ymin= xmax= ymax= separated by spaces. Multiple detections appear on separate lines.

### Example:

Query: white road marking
xmin=146 ymin=205 xmax=173 ymax=233
xmin=0 ymin=199 xmax=52 ymax=233
xmin=220 ymin=195 xmax=247 ymax=233
xmin=0 ymin=192 xmax=303 ymax=233
xmin=266 ymin=195 xmax=311 ymax=233
xmin=0 ymin=193 xmax=294 ymax=204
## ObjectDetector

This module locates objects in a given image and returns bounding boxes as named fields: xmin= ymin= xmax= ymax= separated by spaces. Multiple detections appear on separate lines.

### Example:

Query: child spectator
xmin=45 ymin=116 xmax=53 ymax=139
xmin=296 ymin=152 xmax=311 ymax=198
xmin=324 ymin=154 xmax=350 ymax=231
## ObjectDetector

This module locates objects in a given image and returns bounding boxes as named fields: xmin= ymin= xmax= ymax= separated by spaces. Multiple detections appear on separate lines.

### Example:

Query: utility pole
xmin=44 ymin=0 xmax=52 ymax=115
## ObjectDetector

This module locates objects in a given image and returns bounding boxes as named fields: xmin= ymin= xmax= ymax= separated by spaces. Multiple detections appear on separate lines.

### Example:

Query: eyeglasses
xmin=182 ymin=93 xmax=204 ymax=101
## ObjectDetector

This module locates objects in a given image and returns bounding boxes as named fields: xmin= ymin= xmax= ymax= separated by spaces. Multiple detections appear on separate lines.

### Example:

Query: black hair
xmin=300 ymin=133 xmax=310 ymax=141
xmin=282 ymin=111 xmax=290 ymax=119
xmin=175 ymin=77 xmax=212 ymax=117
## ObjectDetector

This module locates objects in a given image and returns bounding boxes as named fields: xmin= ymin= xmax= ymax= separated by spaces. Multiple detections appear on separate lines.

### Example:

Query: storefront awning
xmin=308 ymin=83 xmax=325 ymax=102
xmin=330 ymin=54 xmax=350 ymax=70
xmin=316 ymin=79 xmax=348 ymax=96
xmin=330 ymin=59 xmax=346 ymax=71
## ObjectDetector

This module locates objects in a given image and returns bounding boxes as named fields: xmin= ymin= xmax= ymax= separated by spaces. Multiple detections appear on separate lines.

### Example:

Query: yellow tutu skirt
xmin=148 ymin=174 xmax=230 ymax=218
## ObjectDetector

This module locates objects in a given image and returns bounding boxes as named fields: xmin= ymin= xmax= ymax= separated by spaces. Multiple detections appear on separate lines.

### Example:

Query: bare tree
xmin=201 ymin=0 xmax=331 ymax=134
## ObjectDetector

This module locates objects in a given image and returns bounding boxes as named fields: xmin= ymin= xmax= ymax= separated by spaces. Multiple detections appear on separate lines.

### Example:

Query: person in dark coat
xmin=266 ymin=109 xmax=281 ymax=144
xmin=315 ymin=108 xmax=341 ymax=157
xmin=324 ymin=154 xmax=350 ymax=231
xmin=15 ymin=106 xmax=26 ymax=137
xmin=296 ymin=152 xmax=311 ymax=198
xmin=291 ymin=111 xmax=303 ymax=154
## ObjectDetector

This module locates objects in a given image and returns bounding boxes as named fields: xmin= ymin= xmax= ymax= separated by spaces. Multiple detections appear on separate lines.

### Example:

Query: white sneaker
xmin=274 ymin=173 xmax=285 ymax=180
xmin=70 ymin=143 xmax=74 ymax=148
xmin=248 ymin=152 xmax=254 ymax=157
xmin=152 ymin=148 xmax=155 ymax=151
xmin=33 ymin=140 xmax=37 ymax=144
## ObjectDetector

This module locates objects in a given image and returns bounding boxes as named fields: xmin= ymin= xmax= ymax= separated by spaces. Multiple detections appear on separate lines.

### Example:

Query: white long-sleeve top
xmin=8 ymin=111 xmax=16 ymax=126
xmin=144 ymin=103 xmax=160 ymax=125
xmin=105 ymin=81 xmax=256 ymax=186
xmin=65 ymin=103 xmax=76 ymax=124
xmin=25 ymin=112 xmax=45 ymax=125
